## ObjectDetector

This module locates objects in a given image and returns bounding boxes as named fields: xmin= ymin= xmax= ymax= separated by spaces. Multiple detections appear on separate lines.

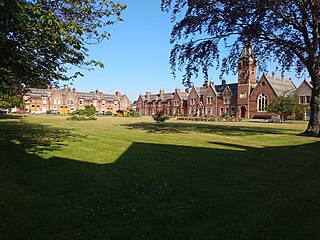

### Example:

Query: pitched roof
xmin=194 ymin=86 xmax=208 ymax=96
xmin=264 ymin=75 xmax=296 ymax=96
xmin=26 ymin=88 xmax=52 ymax=98
xmin=178 ymin=92 xmax=188 ymax=100
xmin=161 ymin=93 xmax=174 ymax=102
xmin=215 ymin=83 xmax=238 ymax=96
xmin=146 ymin=94 xmax=158 ymax=103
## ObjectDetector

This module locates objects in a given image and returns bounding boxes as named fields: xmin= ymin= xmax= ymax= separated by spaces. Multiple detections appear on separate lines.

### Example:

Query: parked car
xmin=51 ymin=110 xmax=59 ymax=114
xmin=32 ymin=110 xmax=43 ymax=114
xmin=0 ymin=109 xmax=8 ymax=114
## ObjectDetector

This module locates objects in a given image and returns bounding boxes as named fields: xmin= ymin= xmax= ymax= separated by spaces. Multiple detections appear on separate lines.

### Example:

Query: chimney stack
xmin=203 ymin=80 xmax=209 ymax=87
xmin=63 ymin=85 xmax=68 ymax=91
xmin=222 ymin=79 xmax=226 ymax=86
xmin=175 ymin=87 xmax=180 ymax=94
xmin=159 ymin=89 xmax=164 ymax=97
xmin=146 ymin=90 xmax=151 ymax=98
xmin=185 ymin=88 xmax=189 ymax=93
xmin=115 ymin=91 xmax=121 ymax=97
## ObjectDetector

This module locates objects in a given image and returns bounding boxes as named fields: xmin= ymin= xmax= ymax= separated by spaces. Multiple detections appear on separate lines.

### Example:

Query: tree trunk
xmin=302 ymin=72 xmax=320 ymax=137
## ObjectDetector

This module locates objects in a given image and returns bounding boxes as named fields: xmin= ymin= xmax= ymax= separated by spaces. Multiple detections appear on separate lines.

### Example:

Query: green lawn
xmin=0 ymin=115 xmax=319 ymax=240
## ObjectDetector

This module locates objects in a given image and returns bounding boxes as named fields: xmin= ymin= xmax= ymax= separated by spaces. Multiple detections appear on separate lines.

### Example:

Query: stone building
xmin=294 ymin=79 xmax=312 ymax=119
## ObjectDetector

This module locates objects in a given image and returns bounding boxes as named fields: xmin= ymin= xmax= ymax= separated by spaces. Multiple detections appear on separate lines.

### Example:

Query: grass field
xmin=0 ymin=115 xmax=319 ymax=240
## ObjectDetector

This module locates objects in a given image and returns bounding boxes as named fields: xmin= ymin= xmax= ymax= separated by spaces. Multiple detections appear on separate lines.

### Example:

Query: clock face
xmin=239 ymin=69 xmax=248 ymax=83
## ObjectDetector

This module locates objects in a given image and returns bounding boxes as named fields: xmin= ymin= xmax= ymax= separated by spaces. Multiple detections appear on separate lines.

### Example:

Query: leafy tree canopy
xmin=161 ymin=0 xmax=320 ymax=136
xmin=268 ymin=93 xmax=302 ymax=122
xmin=0 ymin=0 xmax=126 ymax=97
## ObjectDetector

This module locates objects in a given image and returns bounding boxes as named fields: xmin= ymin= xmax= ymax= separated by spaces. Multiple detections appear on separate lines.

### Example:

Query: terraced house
xmin=23 ymin=86 xmax=131 ymax=114
xmin=136 ymin=45 xmax=301 ymax=118
xmin=136 ymin=87 xmax=188 ymax=116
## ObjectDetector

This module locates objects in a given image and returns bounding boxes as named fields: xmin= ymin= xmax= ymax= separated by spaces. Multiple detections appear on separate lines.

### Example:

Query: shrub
xmin=153 ymin=110 xmax=170 ymax=124
xmin=67 ymin=106 xmax=97 ymax=121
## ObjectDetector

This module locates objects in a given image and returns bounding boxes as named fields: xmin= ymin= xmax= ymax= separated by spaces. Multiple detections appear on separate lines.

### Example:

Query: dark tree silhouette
xmin=0 ymin=0 xmax=126 ymax=98
xmin=161 ymin=0 xmax=320 ymax=136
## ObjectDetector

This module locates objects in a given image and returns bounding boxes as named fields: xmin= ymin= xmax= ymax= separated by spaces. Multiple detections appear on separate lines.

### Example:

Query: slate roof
xmin=194 ymin=86 xmax=208 ymax=96
xmin=141 ymin=92 xmax=174 ymax=103
xmin=178 ymin=92 xmax=188 ymax=100
xmin=215 ymin=83 xmax=238 ymax=96
xmin=147 ymin=94 xmax=159 ymax=103
xmin=161 ymin=93 xmax=174 ymax=102
xmin=26 ymin=88 xmax=53 ymax=98
xmin=265 ymin=76 xmax=296 ymax=96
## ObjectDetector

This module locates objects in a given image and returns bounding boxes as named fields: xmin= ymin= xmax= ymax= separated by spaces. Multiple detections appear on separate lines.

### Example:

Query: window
xmin=42 ymin=98 xmax=46 ymax=104
xmin=299 ymin=96 xmax=305 ymax=104
xmin=231 ymin=107 xmax=235 ymax=115
xmin=210 ymin=108 xmax=214 ymax=115
xmin=257 ymin=93 xmax=268 ymax=112
xmin=93 ymin=100 xmax=97 ymax=107
xmin=190 ymin=97 xmax=196 ymax=105
xmin=207 ymin=96 xmax=213 ymax=104
xmin=306 ymin=96 xmax=311 ymax=103
xmin=205 ymin=108 xmax=208 ymax=115
xmin=67 ymin=100 xmax=74 ymax=105
xmin=138 ymin=102 xmax=142 ymax=107
xmin=102 ymin=101 xmax=105 ymax=106
xmin=174 ymin=100 xmax=179 ymax=106
xmin=240 ymin=93 xmax=246 ymax=99
xmin=79 ymin=100 xmax=83 ymax=105
xmin=220 ymin=107 xmax=224 ymax=115
xmin=223 ymin=95 xmax=231 ymax=104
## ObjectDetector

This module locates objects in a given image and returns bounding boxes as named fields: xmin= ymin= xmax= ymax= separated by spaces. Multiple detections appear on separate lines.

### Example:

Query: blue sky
xmin=70 ymin=0 xmax=305 ymax=102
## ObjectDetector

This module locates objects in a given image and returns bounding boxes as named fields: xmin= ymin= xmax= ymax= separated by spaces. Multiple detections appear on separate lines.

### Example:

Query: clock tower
xmin=237 ymin=43 xmax=257 ymax=118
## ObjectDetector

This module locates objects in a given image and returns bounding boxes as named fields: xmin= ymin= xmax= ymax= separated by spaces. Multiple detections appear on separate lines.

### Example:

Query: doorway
xmin=240 ymin=106 xmax=246 ymax=118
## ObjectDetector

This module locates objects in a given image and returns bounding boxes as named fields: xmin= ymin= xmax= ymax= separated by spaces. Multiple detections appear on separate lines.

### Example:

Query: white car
xmin=32 ymin=110 xmax=43 ymax=114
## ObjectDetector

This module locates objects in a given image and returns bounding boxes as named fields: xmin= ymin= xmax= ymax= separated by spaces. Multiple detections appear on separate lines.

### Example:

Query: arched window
xmin=257 ymin=93 xmax=268 ymax=112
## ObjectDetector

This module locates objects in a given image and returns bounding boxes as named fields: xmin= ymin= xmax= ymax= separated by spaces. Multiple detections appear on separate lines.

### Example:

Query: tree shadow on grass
xmin=0 ymin=114 xmax=24 ymax=120
xmin=124 ymin=122 xmax=298 ymax=136
xmin=0 ymin=119 xmax=81 ymax=154
xmin=1 ymin=121 xmax=319 ymax=240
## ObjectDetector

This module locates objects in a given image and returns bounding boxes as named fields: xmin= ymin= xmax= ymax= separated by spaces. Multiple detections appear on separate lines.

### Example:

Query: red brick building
xmin=23 ymin=86 xmax=131 ymax=114
xmin=136 ymin=45 xmax=298 ymax=118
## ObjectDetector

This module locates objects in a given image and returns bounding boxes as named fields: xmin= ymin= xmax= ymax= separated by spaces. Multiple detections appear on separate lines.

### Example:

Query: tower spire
xmin=240 ymin=40 xmax=254 ymax=60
